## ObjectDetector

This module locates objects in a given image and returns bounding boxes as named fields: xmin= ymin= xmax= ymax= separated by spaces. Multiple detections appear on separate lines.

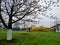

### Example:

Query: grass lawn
xmin=0 ymin=31 xmax=60 ymax=45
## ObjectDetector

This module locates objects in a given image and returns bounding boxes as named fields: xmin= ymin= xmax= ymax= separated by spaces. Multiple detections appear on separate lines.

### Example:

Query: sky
xmin=47 ymin=3 xmax=60 ymax=19
xmin=51 ymin=6 xmax=60 ymax=19
xmin=1 ymin=0 xmax=60 ymax=28
xmin=33 ymin=0 xmax=60 ymax=28
xmin=40 ymin=6 xmax=60 ymax=28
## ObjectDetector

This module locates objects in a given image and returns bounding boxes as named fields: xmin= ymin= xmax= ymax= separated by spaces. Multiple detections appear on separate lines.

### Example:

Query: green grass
xmin=0 ymin=31 xmax=60 ymax=45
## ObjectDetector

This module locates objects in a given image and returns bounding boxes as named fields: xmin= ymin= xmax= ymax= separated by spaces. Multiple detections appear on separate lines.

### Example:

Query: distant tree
xmin=0 ymin=0 xmax=59 ymax=41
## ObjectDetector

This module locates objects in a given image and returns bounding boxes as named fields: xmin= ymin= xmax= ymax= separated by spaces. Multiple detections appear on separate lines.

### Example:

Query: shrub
xmin=38 ymin=26 xmax=50 ymax=32
xmin=31 ymin=26 xmax=38 ymax=31
xmin=31 ymin=26 xmax=51 ymax=32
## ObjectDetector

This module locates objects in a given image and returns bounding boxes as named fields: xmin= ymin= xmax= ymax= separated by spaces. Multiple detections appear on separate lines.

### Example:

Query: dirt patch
xmin=21 ymin=33 xmax=28 ymax=35
xmin=0 ymin=39 xmax=16 ymax=45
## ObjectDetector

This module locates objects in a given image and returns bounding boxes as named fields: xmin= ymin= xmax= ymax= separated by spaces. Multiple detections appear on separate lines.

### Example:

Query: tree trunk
xmin=7 ymin=15 xmax=12 ymax=40
xmin=7 ymin=29 xmax=12 ymax=40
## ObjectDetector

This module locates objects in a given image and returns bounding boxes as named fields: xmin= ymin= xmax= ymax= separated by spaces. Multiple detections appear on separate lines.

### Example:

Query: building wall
xmin=58 ymin=24 xmax=60 ymax=32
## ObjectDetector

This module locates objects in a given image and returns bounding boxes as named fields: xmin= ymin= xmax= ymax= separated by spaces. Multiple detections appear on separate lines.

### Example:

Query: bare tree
xmin=0 ymin=0 xmax=40 ymax=41
xmin=0 ymin=0 xmax=59 ymax=40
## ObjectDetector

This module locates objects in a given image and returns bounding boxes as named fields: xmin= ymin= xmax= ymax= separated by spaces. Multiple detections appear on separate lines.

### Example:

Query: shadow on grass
xmin=0 ymin=39 xmax=17 ymax=45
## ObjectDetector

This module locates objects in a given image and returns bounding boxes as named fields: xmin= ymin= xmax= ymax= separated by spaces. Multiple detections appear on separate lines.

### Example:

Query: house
xmin=56 ymin=24 xmax=60 ymax=32
xmin=56 ymin=20 xmax=60 ymax=32
xmin=50 ymin=25 xmax=57 ymax=31
xmin=50 ymin=19 xmax=60 ymax=32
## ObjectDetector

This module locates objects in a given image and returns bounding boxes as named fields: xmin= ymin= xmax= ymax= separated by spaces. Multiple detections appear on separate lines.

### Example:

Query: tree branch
xmin=12 ymin=3 xmax=23 ymax=16
xmin=0 ymin=0 xmax=8 ymax=28
xmin=12 ymin=14 xmax=26 ymax=23
xmin=4 ymin=2 xmax=10 ymax=15
xmin=0 ymin=15 xmax=8 ymax=28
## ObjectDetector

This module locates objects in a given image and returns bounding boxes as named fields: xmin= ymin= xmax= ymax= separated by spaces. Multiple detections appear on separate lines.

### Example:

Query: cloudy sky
xmin=34 ymin=0 xmax=60 ymax=28
xmin=1 ymin=0 xmax=60 ymax=28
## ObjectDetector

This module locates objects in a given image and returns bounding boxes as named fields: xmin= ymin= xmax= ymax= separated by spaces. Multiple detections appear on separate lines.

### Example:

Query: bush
xmin=31 ymin=26 xmax=51 ymax=32
xmin=38 ymin=26 xmax=50 ymax=32
xmin=31 ymin=26 xmax=38 ymax=31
